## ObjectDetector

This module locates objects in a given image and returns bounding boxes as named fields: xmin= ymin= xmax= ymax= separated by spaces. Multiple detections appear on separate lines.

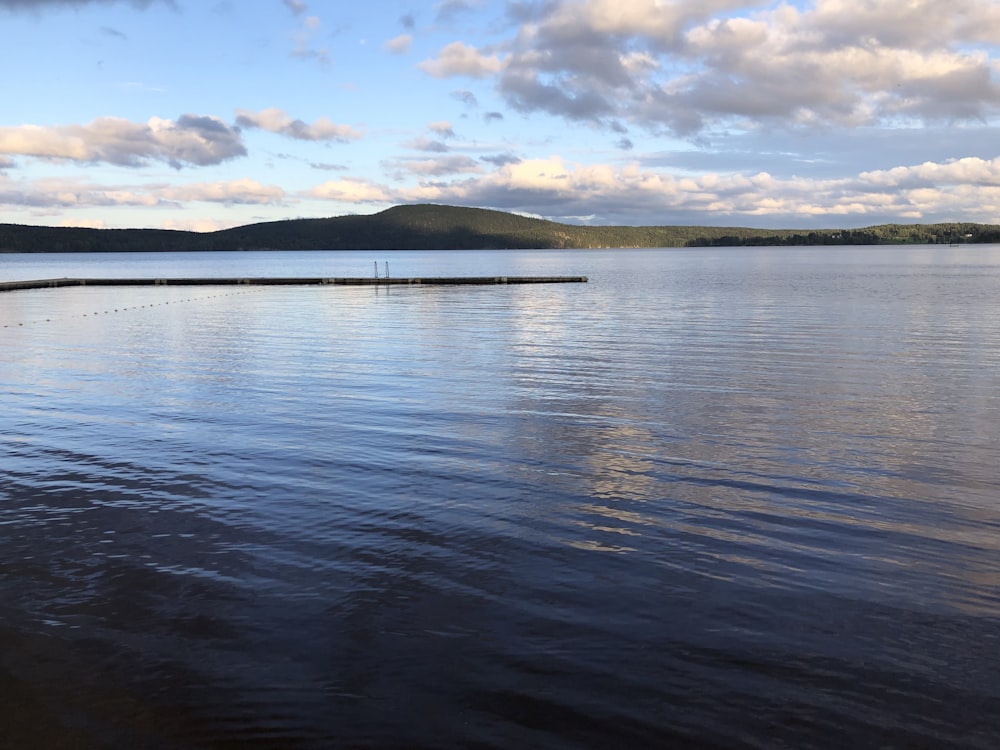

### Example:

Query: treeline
xmin=690 ymin=223 xmax=1000 ymax=247
xmin=0 ymin=224 xmax=197 ymax=253
xmin=3 ymin=204 xmax=1000 ymax=253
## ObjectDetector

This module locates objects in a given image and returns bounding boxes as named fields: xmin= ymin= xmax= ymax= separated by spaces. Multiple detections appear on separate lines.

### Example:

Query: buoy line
xmin=0 ymin=287 xmax=266 ymax=329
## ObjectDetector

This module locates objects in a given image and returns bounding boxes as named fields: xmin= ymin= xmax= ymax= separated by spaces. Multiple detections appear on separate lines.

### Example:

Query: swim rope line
xmin=0 ymin=272 xmax=588 ymax=328
xmin=0 ymin=287 xmax=267 ymax=329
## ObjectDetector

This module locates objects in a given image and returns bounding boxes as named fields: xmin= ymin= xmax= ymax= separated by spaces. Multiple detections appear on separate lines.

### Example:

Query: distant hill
xmin=2 ymin=204 xmax=999 ymax=253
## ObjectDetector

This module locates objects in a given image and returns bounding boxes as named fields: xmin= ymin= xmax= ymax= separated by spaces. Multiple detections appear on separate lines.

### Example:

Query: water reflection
xmin=2 ymin=247 xmax=1000 ymax=748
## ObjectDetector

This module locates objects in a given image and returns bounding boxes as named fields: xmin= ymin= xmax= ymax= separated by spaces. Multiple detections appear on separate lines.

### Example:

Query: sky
xmin=1 ymin=0 xmax=999 ymax=231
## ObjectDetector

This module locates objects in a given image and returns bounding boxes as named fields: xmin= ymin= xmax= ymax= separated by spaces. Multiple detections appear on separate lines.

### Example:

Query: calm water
xmin=2 ymin=246 xmax=999 ymax=749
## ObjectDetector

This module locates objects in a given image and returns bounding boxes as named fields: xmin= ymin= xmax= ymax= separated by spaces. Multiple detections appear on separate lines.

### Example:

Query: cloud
xmin=420 ymin=0 xmax=1000 ymax=136
xmin=290 ymin=13 xmax=330 ymax=64
xmin=402 ymin=123 xmax=458 ymax=153
xmin=419 ymin=41 xmax=503 ymax=78
xmin=308 ymin=178 xmax=392 ymax=203
xmin=435 ymin=0 xmax=483 ymax=23
xmin=301 ymin=150 xmax=1000 ymax=226
xmin=310 ymin=161 xmax=349 ymax=171
xmin=0 ymin=175 xmax=285 ymax=212
xmin=388 ymin=154 xmax=484 ymax=177
xmin=451 ymin=89 xmax=479 ymax=108
xmin=384 ymin=34 xmax=412 ymax=54
xmin=0 ymin=115 xmax=246 ymax=167
xmin=859 ymin=156 xmax=1000 ymax=188
xmin=403 ymin=136 xmax=450 ymax=153
xmin=810 ymin=0 xmax=1000 ymax=49
xmin=0 ymin=175 xmax=161 ymax=208
xmin=234 ymin=108 xmax=362 ymax=142
xmin=159 ymin=178 xmax=286 ymax=205
xmin=282 ymin=0 xmax=306 ymax=15
xmin=480 ymin=153 xmax=521 ymax=167
xmin=0 ymin=0 xmax=169 ymax=8
xmin=428 ymin=121 xmax=456 ymax=138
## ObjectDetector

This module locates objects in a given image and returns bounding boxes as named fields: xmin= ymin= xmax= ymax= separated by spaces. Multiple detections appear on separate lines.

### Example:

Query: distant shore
xmin=3 ymin=204 xmax=998 ymax=253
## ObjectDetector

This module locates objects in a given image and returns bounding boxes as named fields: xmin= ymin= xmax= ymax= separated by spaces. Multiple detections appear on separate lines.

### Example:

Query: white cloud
xmin=384 ymin=34 xmax=412 ymax=54
xmin=420 ymin=0 xmax=1000 ymax=136
xmin=810 ymin=0 xmax=1000 ymax=49
xmin=234 ymin=108 xmax=362 ymax=142
xmin=300 ymin=152 xmax=1000 ymax=226
xmin=860 ymin=156 xmax=1000 ymax=188
xmin=308 ymin=178 xmax=392 ymax=203
xmin=419 ymin=41 xmax=503 ymax=78
xmin=0 ymin=115 xmax=246 ymax=167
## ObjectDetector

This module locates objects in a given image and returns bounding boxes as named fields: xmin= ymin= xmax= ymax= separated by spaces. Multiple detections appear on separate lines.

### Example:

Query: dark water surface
xmin=2 ymin=247 xmax=999 ymax=748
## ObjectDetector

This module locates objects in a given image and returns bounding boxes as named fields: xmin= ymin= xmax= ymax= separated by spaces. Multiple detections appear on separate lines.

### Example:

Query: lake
xmin=2 ymin=246 xmax=999 ymax=748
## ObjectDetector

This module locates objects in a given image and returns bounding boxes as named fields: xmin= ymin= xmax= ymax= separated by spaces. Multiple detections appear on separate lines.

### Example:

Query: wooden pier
xmin=0 ymin=276 xmax=587 ymax=293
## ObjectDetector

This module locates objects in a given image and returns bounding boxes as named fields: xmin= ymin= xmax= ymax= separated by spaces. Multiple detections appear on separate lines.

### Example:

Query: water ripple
xmin=2 ymin=247 xmax=999 ymax=748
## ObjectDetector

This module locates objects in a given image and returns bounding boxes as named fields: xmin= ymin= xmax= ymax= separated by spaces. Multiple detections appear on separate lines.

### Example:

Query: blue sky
xmin=2 ymin=0 xmax=999 ymax=230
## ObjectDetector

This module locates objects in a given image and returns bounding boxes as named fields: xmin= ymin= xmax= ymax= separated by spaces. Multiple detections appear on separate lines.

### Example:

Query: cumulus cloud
xmin=234 ymin=108 xmax=362 ymax=142
xmin=859 ymin=156 xmax=1000 ymax=188
xmin=420 ymin=0 xmax=1000 ymax=136
xmin=419 ymin=41 xmax=503 ymax=78
xmin=384 ymin=34 xmax=412 ymax=54
xmin=301 ymin=150 xmax=1000 ymax=226
xmin=0 ymin=115 xmax=246 ymax=167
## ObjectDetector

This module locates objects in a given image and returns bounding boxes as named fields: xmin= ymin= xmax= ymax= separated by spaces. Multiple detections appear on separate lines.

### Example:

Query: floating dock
xmin=0 ymin=276 xmax=587 ymax=293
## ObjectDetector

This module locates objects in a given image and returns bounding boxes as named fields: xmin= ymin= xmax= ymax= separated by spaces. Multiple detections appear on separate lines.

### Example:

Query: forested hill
xmin=3 ymin=204 xmax=999 ymax=252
